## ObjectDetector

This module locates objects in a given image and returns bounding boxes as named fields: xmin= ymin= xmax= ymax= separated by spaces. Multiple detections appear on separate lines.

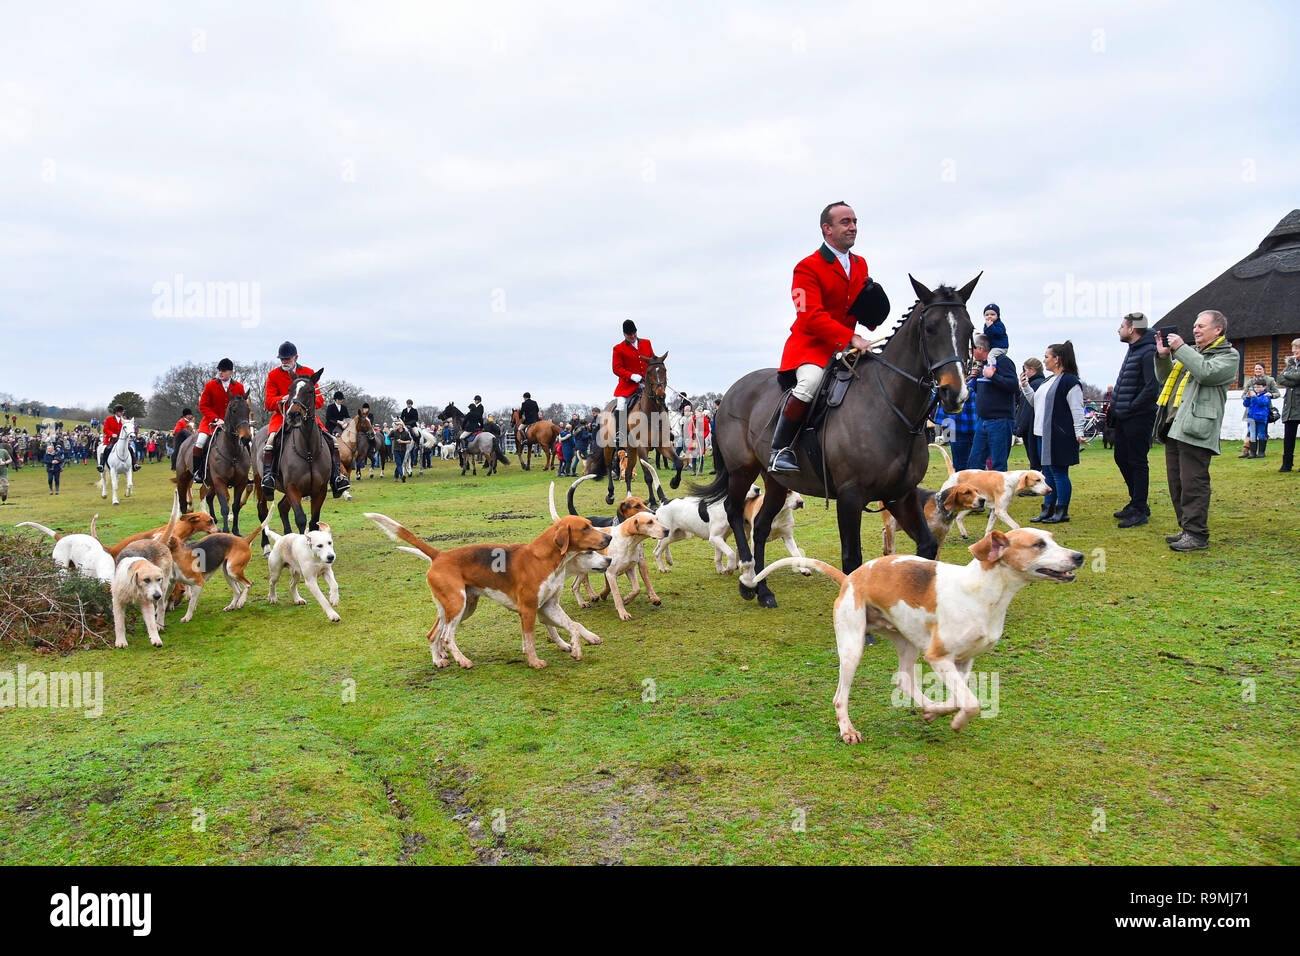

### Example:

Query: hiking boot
xmin=1113 ymin=505 xmax=1136 ymax=519
xmin=1118 ymin=511 xmax=1149 ymax=528
xmin=1169 ymin=533 xmax=1209 ymax=552
xmin=1165 ymin=531 xmax=1184 ymax=543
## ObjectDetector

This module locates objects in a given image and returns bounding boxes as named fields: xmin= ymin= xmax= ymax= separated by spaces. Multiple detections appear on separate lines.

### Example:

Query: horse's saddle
xmin=773 ymin=356 xmax=860 ymax=482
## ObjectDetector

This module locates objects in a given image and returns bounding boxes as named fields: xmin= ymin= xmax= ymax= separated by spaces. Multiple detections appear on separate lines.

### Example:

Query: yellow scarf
xmin=1158 ymin=335 xmax=1226 ymax=410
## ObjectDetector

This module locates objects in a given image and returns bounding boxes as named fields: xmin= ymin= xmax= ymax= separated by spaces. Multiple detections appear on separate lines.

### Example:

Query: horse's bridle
xmin=860 ymin=298 xmax=968 ymax=435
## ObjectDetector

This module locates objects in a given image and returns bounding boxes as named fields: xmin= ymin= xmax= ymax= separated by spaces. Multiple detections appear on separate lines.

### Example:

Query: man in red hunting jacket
xmin=192 ymin=358 xmax=247 ymax=482
xmin=171 ymin=409 xmax=193 ymax=471
xmin=260 ymin=340 xmax=349 ymax=497
xmin=612 ymin=318 xmax=654 ymax=449
xmin=770 ymin=200 xmax=890 ymax=473
xmin=98 ymin=404 xmax=139 ymax=472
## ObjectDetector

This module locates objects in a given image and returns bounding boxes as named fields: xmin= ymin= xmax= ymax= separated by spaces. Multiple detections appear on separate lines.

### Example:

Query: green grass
xmin=1 ymin=443 xmax=1295 ymax=864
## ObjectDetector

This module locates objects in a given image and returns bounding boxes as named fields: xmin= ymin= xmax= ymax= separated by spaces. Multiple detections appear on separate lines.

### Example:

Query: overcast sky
xmin=2 ymin=0 xmax=1296 ymax=414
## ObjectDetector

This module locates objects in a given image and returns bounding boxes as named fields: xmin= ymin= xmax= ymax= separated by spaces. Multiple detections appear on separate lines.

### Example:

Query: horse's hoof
xmin=739 ymin=582 xmax=756 ymax=601
xmin=605 ymin=492 xmax=615 ymax=505
xmin=758 ymin=591 xmax=778 ymax=609
xmin=670 ymin=474 xmax=681 ymax=489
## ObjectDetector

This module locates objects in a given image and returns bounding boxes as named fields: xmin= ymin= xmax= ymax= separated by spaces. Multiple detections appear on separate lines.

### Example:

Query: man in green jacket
xmin=1153 ymin=309 xmax=1240 ymax=551
xmin=1277 ymin=338 xmax=1300 ymax=473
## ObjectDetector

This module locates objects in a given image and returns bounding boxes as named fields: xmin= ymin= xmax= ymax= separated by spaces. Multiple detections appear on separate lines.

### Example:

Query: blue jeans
xmin=950 ymin=438 xmax=972 ymax=477
xmin=1037 ymin=437 xmax=1072 ymax=509
xmin=967 ymin=418 xmax=1012 ymax=471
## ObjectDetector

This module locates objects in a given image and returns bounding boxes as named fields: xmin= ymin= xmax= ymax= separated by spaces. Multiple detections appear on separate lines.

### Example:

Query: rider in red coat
xmin=260 ymin=341 xmax=349 ymax=497
xmin=191 ymin=359 xmax=247 ymax=482
xmin=612 ymin=318 xmax=654 ymax=449
xmin=173 ymin=411 xmax=194 ymax=435
xmin=769 ymin=201 xmax=890 ymax=473
xmin=98 ymin=405 xmax=139 ymax=472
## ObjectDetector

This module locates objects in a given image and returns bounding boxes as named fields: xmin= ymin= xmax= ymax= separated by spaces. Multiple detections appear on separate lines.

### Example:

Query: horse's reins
xmin=285 ymin=380 xmax=320 ymax=465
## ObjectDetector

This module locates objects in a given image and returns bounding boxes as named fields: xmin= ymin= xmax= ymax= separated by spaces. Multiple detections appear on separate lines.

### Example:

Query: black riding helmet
xmin=277 ymin=341 xmax=297 ymax=360
xmin=217 ymin=357 xmax=234 ymax=371
xmin=334 ymin=391 xmax=345 ymax=400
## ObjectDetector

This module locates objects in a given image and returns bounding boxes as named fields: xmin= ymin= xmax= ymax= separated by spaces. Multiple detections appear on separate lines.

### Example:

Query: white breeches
xmin=790 ymin=364 xmax=822 ymax=403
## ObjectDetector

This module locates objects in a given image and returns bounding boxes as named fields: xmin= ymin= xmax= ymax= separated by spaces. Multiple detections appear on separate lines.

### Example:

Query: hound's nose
xmin=325 ymin=554 xmax=334 ymax=563
xmin=1070 ymin=551 xmax=1085 ymax=567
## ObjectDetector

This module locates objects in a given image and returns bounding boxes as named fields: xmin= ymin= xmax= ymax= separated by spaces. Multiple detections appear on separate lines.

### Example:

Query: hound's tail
xmin=89 ymin=514 xmax=99 ymax=540
xmin=365 ymin=512 xmax=440 ymax=562
xmin=16 ymin=520 xmax=59 ymax=540
xmin=690 ymin=438 xmax=729 ymax=519
xmin=929 ymin=442 xmax=955 ymax=475
xmin=749 ymin=556 xmax=846 ymax=587
xmin=243 ymin=514 xmax=271 ymax=546
xmin=639 ymin=458 xmax=665 ymax=500
xmin=548 ymin=481 xmax=561 ymax=520
xmin=564 ymin=474 xmax=597 ymax=516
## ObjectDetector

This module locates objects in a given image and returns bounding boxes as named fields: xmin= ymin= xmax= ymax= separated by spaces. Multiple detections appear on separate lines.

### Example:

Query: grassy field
xmin=1 ymin=442 xmax=1295 ymax=865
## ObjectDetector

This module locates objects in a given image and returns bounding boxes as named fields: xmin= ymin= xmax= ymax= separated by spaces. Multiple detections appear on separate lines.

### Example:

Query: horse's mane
xmin=875 ymin=285 xmax=964 ymax=350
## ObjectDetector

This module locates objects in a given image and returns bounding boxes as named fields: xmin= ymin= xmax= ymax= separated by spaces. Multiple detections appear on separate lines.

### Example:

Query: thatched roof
xmin=1156 ymin=209 xmax=1300 ymax=337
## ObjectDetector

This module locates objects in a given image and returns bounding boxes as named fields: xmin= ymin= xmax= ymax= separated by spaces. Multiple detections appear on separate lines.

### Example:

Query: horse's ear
xmin=659 ymin=350 xmax=669 ymax=361
xmin=908 ymin=275 xmax=934 ymax=303
xmin=956 ymin=272 xmax=983 ymax=304
xmin=310 ymin=367 xmax=323 ymax=383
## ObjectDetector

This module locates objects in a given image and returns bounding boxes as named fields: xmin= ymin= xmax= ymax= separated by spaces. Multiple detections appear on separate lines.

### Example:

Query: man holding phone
xmin=1153 ymin=311 xmax=1239 ymax=551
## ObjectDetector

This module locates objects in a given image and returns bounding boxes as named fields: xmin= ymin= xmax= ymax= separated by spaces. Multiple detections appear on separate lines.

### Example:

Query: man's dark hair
xmin=820 ymin=201 xmax=851 ymax=230
xmin=1048 ymin=341 xmax=1080 ymax=378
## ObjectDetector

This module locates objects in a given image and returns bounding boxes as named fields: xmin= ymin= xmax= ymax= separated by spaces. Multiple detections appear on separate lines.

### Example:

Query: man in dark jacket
xmin=1014 ymin=357 xmax=1045 ymax=472
xmin=520 ymin=393 xmax=540 ymax=426
xmin=965 ymin=334 xmax=1017 ymax=471
xmin=1111 ymin=312 xmax=1159 ymax=527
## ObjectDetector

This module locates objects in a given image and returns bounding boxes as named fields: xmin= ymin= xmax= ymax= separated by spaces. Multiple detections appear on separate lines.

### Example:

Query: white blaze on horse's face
xmin=948 ymin=311 xmax=969 ymax=405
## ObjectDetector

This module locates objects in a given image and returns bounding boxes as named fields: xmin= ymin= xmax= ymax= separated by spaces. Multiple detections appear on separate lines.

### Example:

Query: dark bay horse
xmin=253 ymin=369 xmax=331 ymax=551
xmin=695 ymin=275 xmax=979 ymax=608
xmin=585 ymin=352 xmax=683 ymax=506
xmin=174 ymin=392 xmax=253 ymax=533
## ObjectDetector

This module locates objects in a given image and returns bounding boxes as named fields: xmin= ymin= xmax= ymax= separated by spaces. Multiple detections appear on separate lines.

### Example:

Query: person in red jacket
xmin=770 ymin=201 xmax=889 ymax=473
xmin=98 ymin=405 xmax=139 ymax=472
xmin=612 ymin=318 xmax=655 ymax=451
xmin=171 ymin=408 xmax=194 ymax=471
xmin=260 ymin=341 xmax=349 ymax=497
xmin=192 ymin=358 xmax=247 ymax=482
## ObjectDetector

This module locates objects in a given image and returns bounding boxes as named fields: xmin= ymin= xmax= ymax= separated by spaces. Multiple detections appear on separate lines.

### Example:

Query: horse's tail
xmin=494 ymin=436 xmax=511 ymax=465
xmin=929 ymin=442 xmax=955 ymax=474
xmin=365 ymin=512 xmax=439 ymax=561
xmin=690 ymin=438 xmax=729 ymax=520
xmin=750 ymin=556 xmax=846 ymax=587
xmin=565 ymin=474 xmax=597 ymax=515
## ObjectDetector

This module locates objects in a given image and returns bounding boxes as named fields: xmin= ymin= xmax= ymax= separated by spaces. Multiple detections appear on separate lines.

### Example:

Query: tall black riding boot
xmin=1258 ymin=438 xmax=1268 ymax=458
xmin=768 ymin=396 xmax=808 ymax=474
xmin=261 ymin=448 xmax=276 ymax=494
xmin=192 ymin=442 xmax=209 ymax=483
xmin=327 ymin=435 xmax=350 ymax=497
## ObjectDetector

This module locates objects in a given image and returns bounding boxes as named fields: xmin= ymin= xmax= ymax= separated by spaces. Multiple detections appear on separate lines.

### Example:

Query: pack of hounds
xmin=16 ymin=446 xmax=1081 ymax=743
